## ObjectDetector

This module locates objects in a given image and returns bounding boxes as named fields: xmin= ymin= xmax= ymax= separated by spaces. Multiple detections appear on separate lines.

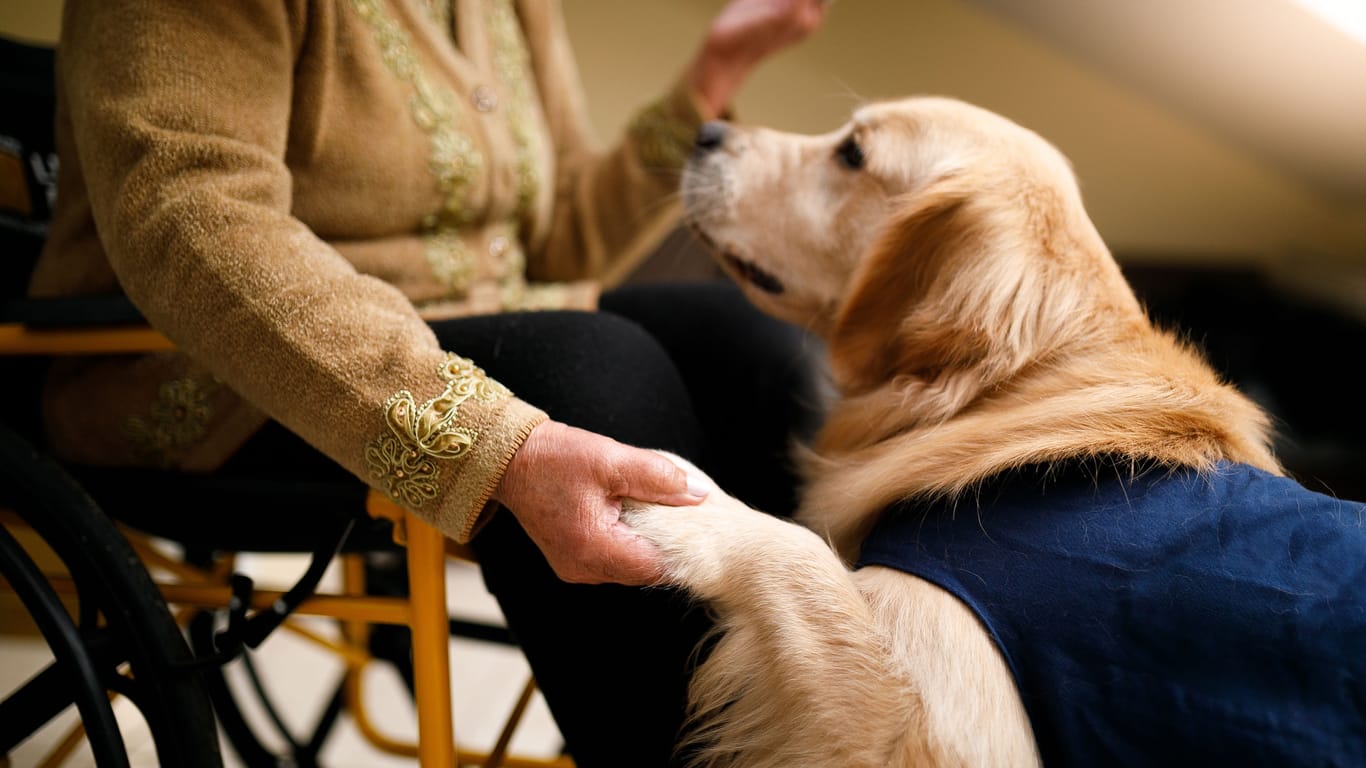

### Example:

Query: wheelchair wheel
xmin=0 ymin=423 xmax=222 ymax=767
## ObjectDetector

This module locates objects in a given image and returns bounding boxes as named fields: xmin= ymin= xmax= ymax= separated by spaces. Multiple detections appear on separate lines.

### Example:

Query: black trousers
xmin=233 ymin=280 xmax=824 ymax=766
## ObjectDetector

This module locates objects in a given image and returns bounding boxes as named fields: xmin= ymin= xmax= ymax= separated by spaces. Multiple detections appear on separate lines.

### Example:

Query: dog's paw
xmin=620 ymin=453 xmax=750 ymax=596
xmin=623 ymin=454 xmax=831 ymax=600
xmin=621 ymin=493 xmax=747 ymax=597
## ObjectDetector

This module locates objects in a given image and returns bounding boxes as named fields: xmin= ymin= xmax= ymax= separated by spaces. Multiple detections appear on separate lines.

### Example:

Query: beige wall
xmin=0 ymin=2 xmax=58 ymax=45
xmin=564 ymin=0 xmax=1366 ymax=274
xmin=6 ymin=0 xmax=1364 ymax=281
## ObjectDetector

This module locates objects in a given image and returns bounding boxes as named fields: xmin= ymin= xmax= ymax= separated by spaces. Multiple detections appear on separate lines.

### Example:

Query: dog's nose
xmin=694 ymin=121 xmax=728 ymax=154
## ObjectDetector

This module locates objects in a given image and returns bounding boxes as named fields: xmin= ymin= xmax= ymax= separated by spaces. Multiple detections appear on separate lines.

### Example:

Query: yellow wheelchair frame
xmin=0 ymin=319 xmax=574 ymax=767
xmin=0 ymin=30 xmax=571 ymax=764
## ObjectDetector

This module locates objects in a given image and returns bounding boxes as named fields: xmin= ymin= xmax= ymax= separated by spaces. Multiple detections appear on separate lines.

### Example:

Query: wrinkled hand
xmin=689 ymin=0 xmax=831 ymax=118
xmin=491 ymin=420 xmax=708 ymax=586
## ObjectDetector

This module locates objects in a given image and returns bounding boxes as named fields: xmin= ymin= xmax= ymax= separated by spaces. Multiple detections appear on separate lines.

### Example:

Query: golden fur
xmin=623 ymin=96 xmax=1282 ymax=767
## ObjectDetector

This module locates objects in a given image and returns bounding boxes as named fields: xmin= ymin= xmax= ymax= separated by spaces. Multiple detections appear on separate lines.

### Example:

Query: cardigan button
xmin=472 ymin=86 xmax=498 ymax=113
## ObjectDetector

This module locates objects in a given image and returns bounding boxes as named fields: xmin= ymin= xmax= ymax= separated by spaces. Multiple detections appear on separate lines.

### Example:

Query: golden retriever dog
xmin=622 ymin=96 xmax=1366 ymax=767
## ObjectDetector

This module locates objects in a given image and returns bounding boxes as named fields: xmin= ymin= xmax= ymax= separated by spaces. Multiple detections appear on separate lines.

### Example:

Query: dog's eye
xmin=835 ymin=137 xmax=865 ymax=170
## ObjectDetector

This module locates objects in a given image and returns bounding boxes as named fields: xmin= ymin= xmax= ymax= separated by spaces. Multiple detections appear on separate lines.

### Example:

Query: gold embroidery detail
xmin=486 ymin=0 xmax=545 ymax=223
xmin=365 ymin=432 xmax=443 ymax=507
xmin=366 ymin=354 xmax=512 ymax=508
xmin=498 ymin=245 xmax=526 ymax=308
xmin=349 ymin=0 xmax=483 ymax=232
xmin=422 ymin=0 xmax=451 ymax=34
xmin=423 ymin=229 xmax=476 ymax=294
xmin=629 ymin=98 xmax=698 ymax=171
xmin=125 ymin=375 xmax=221 ymax=467
xmin=506 ymin=283 xmax=571 ymax=311
xmin=351 ymin=0 xmax=550 ymax=300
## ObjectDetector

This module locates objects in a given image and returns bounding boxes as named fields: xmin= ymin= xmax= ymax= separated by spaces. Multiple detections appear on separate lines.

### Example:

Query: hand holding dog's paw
xmin=619 ymin=452 xmax=739 ymax=594
xmin=492 ymin=422 xmax=709 ymax=586
xmin=622 ymin=498 xmax=745 ymax=598
xmin=623 ymin=454 xmax=830 ymax=600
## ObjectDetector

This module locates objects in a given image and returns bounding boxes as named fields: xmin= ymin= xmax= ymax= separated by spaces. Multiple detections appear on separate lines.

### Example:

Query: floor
xmin=0 ymin=549 xmax=565 ymax=767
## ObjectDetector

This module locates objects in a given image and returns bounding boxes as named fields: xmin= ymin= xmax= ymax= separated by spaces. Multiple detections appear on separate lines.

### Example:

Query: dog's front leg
xmin=623 ymin=492 xmax=933 ymax=768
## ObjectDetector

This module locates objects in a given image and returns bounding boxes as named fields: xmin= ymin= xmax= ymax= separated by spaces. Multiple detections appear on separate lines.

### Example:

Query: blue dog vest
xmin=856 ymin=461 xmax=1366 ymax=767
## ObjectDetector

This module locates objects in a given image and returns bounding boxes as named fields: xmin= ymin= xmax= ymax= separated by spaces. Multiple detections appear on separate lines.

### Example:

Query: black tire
xmin=0 ymin=423 xmax=222 ymax=767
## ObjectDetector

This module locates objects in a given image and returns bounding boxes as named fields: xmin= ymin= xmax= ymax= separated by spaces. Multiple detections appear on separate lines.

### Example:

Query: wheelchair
xmin=1 ymin=34 xmax=573 ymax=768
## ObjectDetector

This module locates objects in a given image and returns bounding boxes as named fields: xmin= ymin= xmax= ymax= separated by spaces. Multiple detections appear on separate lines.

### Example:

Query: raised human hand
xmin=688 ymin=0 xmax=831 ymax=118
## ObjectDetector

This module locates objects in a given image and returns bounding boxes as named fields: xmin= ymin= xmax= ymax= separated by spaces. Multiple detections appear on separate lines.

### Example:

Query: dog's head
xmin=682 ymin=96 xmax=1142 ymax=415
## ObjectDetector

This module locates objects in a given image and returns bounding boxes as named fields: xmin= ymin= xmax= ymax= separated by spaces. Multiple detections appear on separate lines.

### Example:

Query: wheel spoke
xmin=0 ymin=524 xmax=130 ymax=767
xmin=0 ymin=661 xmax=78 ymax=754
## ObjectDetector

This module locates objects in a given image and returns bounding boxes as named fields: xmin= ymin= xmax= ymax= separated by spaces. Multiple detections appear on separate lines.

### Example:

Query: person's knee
xmin=483 ymin=311 xmax=703 ymax=453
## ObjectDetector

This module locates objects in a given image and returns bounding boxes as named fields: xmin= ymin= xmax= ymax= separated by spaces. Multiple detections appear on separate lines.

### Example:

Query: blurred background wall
xmin=3 ymin=0 xmax=1362 ymax=493
xmin=5 ymin=1 xmax=1363 ymax=276
xmin=559 ymin=0 xmax=1366 ymax=311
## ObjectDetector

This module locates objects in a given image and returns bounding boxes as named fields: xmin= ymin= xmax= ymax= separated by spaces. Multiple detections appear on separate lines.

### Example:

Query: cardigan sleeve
xmin=58 ymin=0 xmax=547 ymax=542
xmin=516 ymin=0 xmax=711 ymax=288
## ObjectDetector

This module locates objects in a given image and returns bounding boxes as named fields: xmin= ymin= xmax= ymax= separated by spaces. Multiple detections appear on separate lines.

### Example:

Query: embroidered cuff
xmin=627 ymin=80 xmax=710 ymax=175
xmin=436 ymin=395 xmax=547 ymax=543
xmin=365 ymin=353 xmax=548 ymax=543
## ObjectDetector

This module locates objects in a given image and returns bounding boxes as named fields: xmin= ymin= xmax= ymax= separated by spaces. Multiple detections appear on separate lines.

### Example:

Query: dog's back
xmin=859 ymin=458 xmax=1366 ymax=766
xmin=628 ymin=95 xmax=1366 ymax=767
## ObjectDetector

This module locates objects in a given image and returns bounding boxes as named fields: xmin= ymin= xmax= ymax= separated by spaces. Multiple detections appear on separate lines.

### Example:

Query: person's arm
xmin=60 ymin=0 xmax=545 ymax=543
xmin=483 ymin=0 xmax=828 ymax=584
xmin=514 ymin=0 xmax=829 ymax=290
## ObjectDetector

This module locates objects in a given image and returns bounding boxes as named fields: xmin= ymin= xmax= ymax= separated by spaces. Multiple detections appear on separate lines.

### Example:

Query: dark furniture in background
xmin=1123 ymin=262 xmax=1365 ymax=502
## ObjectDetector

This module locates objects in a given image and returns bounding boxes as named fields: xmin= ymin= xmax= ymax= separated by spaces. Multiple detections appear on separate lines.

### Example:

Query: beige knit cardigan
xmin=28 ymin=0 xmax=705 ymax=542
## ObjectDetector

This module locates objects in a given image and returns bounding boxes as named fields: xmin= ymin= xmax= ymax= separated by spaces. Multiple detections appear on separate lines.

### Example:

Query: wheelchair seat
xmin=1 ymin=32 xmax=571 ymax=768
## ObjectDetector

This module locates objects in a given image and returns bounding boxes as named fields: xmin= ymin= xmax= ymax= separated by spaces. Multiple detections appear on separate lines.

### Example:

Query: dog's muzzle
xmin=685 ymin=122 xmax=785 ymax=296
xmin=723 ymin=253 xmax=785 ymax=295
xmin=693 ymin=121 xmax=728 ymax=157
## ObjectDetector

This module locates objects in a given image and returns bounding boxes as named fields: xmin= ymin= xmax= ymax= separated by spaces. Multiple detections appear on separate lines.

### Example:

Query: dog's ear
xmin=827 ymin=177 xmax=987 ymax=395
xmin=827 ymin=173 xmax=1075 ymax=422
